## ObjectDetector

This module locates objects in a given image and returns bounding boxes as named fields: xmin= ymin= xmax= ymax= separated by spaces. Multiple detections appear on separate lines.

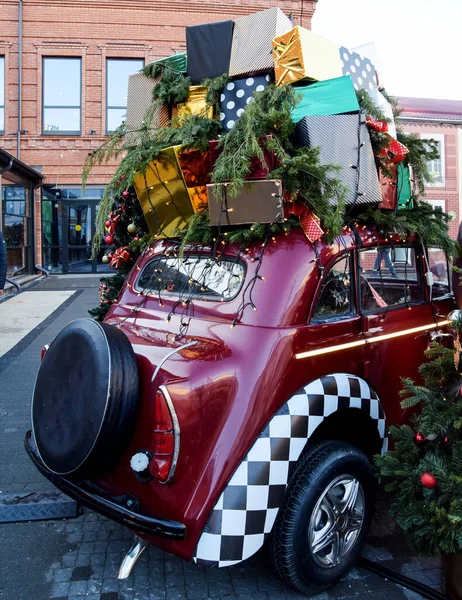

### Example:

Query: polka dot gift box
xmin=219 ymin=75 xmax=271 ymax=132
xmin=339 ymin=46 xmax=378 ymax=92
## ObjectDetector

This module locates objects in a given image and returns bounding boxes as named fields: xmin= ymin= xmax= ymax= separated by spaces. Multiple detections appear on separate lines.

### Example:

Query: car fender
xmin=193 ymin=372 xmax=387 ymax=567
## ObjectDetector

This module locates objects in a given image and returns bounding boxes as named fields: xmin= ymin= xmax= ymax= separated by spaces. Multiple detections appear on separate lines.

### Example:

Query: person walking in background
xmin=373 ymin=247 xmax=398 ymax=278
xmin=0 ymin=230 xmax=7 ymax=295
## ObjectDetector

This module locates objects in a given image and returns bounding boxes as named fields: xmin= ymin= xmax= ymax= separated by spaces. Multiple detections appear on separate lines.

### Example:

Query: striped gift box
xmin=229 ymin=7 xmax=292 ymax=78
xmin=294 ymin=114 xmax=382 ymax=206
xmin=125 ymin=55 xmax=185 ymax=145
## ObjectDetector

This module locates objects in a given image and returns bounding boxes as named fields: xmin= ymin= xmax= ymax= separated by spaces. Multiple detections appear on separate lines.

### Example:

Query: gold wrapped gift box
xmin=273 ymin=26 xmax=342 ymax=87
xmin=177 ymin=86 xmax=213 ymax=121
xmin=133 ymin=146 xmax=209 ymax=237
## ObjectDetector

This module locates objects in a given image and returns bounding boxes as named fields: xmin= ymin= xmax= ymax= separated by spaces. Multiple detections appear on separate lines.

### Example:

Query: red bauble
xmin=414 ymin=432 xmax=426 ymax=444
xmin=122 ymin=190 xmax=130 ymax=200
xmin=421 ymin=472 xmax=438 ymax=488
xmin=105 ymin=220 xmax=111 ymax=228
xmin=105 ymin=235 xmax=114 ymax=245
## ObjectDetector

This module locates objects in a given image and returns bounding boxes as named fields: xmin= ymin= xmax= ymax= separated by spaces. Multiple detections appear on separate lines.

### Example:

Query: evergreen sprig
xmin=356 ymin=202 xmax=456 ymax=257
xmin=375 ymin=342 xmax=462 ymax=554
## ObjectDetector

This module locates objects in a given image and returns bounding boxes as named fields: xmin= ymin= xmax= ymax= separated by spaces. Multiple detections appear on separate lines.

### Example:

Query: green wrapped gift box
xmin=291 ymin=76 xmax=359 ymax=123
xmin=397 ymin=163 xmax=413 ymax=209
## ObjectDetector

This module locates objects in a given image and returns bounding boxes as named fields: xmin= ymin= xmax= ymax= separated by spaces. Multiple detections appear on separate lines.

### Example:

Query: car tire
xmin=32 ymin=318 xmax=139 ymax=476
xmin=271 ymin=441 xmax=376 ymax=595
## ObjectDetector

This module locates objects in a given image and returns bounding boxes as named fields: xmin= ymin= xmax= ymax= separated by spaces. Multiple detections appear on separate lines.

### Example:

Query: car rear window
xmin=135 ymin=255 xmax=245 ymax=301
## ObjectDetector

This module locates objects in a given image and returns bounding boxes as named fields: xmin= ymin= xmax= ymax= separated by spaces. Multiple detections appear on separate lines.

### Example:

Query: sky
xmin=311 ymin=0 xmax=462 ymax=100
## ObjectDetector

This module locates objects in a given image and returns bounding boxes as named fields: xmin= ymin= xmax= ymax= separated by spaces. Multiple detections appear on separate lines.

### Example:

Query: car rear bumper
xmin=25 ymin=430 xmax=186 ymax=540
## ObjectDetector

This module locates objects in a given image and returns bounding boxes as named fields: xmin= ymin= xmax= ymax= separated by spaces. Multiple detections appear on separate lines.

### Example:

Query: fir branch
xmin=356 ymin=202 xmax=456 ymax=257
xmin=397 ymin=132 xmax=440 ymax=195
xmin=356 ymin=89 xmax=391 ymax=123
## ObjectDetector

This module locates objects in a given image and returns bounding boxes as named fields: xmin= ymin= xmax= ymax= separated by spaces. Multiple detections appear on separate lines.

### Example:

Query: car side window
xmin=359 ymin=246 xmax=424 ymax=313
xmin=426 ymin=247 xmax=452 ymax=299
xmin=312 ymin=254 xmax=354 ymax=322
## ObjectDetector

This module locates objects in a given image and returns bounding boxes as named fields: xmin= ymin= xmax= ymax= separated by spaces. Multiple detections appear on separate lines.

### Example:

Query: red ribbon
xmin=110 ymin=246 xmax=130 ymax=269
xmin=379 ymin=134 xmax=409 ymax=164
xmin=366 ymin=117 xmax=389 ymax=133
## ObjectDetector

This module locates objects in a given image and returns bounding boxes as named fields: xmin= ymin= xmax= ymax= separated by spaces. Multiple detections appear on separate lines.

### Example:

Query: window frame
xmin=424 ymin=246 xmax=453 ymax=302
xmin=310 ymin=251 xmax=357 ymax=324
xmin=357 ymin=244 xmax=426 ymax=315
xmin=105 ymin=58 xmax=144 ymax=135
xmin=420 ymin=132 xmax=445 ymax=187
xmin=42 ymin=57 xmax=82 ymax=135
xmin=0 ymin=56 xmax=4 ymax=135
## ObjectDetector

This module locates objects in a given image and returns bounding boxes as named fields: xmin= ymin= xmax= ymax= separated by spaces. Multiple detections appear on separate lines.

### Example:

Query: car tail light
xmin=40 ymin=344 xmax=50 ymax=361
xmin=149 ymin=387 xmax=179 ymax=483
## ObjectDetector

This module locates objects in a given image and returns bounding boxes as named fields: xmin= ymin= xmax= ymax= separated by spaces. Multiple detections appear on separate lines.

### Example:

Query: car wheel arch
xmin=192 ymin=373 xmax=387 ymax=567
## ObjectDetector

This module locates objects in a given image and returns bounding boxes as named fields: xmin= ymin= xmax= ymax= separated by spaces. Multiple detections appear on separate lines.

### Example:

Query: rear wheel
xmin=271 ymin=441 xmax=375 ymax=595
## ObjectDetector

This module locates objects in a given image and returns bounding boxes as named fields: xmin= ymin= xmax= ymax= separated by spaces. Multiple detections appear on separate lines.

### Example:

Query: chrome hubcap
xmin=309 ymin=474 xmax=365 ymax=568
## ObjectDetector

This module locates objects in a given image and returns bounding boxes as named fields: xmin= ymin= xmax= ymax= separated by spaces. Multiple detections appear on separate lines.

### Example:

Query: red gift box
xmin=378 ymin=164 xmax=398 ymax=210
xmin=208 ymin=137 xmax=277 ymax=180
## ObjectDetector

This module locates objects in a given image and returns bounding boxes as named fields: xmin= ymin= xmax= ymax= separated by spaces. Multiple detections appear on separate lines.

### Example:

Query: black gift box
xmin=219 ymin=74 xmax=271 ymax=132
xmin=294 ymin=114 xmax=382 ymax=206
xmin=186 ymin=20 xmax=234 ymax=85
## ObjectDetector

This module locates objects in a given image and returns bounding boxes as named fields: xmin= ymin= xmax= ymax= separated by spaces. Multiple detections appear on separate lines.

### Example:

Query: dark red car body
xmin=26 ymin=225 xmax=455 ymax=567
xmin=86 ymin=226 xmax=454 ymax=561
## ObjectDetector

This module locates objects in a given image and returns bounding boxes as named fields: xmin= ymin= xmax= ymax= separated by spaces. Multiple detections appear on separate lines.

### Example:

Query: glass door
xmin=62 ymin=202 xmax=93 ymax=273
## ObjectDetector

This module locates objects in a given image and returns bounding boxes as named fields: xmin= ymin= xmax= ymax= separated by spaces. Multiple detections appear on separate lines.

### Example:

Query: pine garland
xmin=355 ymin=202 xmax=457 ymax=257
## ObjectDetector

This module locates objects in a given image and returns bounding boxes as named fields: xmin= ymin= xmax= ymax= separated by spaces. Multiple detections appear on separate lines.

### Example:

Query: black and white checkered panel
xmin=339 ymin=46 xmax=378 ymax=92
xmin=229 ymin=7 xmax=293 ymax=78
xmin=193 ymin=373 xmax=387 ymax=567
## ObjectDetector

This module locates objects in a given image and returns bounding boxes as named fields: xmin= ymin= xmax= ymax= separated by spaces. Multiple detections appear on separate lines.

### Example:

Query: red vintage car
xmin=26 ymin=225 xmax=455 ymax=594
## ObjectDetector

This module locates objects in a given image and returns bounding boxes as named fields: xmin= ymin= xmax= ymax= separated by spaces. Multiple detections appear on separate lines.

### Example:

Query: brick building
xmin=397 ymin=97 xmax=462 ymax=240
xmin=0 ymin=0 xmax=316 ymax=275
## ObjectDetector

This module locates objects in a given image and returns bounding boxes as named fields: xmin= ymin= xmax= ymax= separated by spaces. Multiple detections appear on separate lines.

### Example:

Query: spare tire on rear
xmin=32 ymin=318 xmax=139 ymax=476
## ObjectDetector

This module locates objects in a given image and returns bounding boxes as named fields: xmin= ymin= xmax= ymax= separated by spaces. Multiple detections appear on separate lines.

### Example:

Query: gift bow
xmin=284 ymin=200 xmax=324 ymax=242
xmin=366 ymin=117 xmax=389 ymax=133
xmin=380 ymin=134 xmax=409 ymax=164
xmin=110 ymin=246 xmax=130 ymax=269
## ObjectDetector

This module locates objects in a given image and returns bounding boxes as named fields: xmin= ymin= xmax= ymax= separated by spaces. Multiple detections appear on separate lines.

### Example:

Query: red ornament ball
xmin=414 ymin=432 xmax=426 ymax=444
xmin=421 ymin=472 xmax=438 ymax=488
xmin=122 ymin=190 xmax=130 ymax=200
xmin=105 ymin=220 xmax=111 ymax=228
xmin=105 ymin=235 xmax=114 ymax=245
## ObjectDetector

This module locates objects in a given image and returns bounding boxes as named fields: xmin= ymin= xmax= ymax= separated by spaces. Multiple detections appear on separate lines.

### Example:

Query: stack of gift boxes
xmin=128 ymin=6 xmax=413 ymax=244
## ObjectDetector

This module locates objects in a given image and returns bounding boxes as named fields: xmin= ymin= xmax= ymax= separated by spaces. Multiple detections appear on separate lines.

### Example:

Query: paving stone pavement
xmin=0 ymin=276 xmax=443 ymax=600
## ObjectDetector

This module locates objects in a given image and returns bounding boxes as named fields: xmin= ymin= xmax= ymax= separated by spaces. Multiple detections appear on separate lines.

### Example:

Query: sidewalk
xmin=0 ymin=275 xmax=441 ymax=600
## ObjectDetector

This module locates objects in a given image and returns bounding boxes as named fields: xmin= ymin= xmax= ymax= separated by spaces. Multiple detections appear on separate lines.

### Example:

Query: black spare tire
xmin=32 ymin=318 xmax=139 ymax=476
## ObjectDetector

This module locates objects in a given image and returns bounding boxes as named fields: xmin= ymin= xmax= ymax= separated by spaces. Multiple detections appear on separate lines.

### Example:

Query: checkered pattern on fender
xmin=193 ymin=373 xmax=387 ymax=567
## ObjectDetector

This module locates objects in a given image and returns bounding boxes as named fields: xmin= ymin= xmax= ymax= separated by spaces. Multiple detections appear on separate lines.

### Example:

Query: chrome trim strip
xmin=158 ymin=385 xmax=181 ymax=484
xmin=151 ymin=341 xmax=197 ymax=383
xmin=295 ymin=320 xmax=451 ymax=360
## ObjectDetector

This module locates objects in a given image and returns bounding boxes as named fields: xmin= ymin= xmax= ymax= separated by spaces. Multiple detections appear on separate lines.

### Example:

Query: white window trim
xmin=420 ymin=133 xmax=445 ymax=187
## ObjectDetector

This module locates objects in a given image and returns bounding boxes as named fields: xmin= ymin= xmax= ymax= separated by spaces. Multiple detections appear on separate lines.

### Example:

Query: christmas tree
xmin=375 ymin=312 xmax=462 ymax=555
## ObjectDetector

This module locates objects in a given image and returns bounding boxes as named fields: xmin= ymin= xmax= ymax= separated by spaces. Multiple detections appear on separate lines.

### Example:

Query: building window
xmin=0 ymin=56 xmax=4 ymax=134
xmin=43 ymin=57 xmax=81 ymax=134
xmin=420 ymin=133 xmax=445 ymax=187
xmin=106 ymin=58 xmax=144 ymax=134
